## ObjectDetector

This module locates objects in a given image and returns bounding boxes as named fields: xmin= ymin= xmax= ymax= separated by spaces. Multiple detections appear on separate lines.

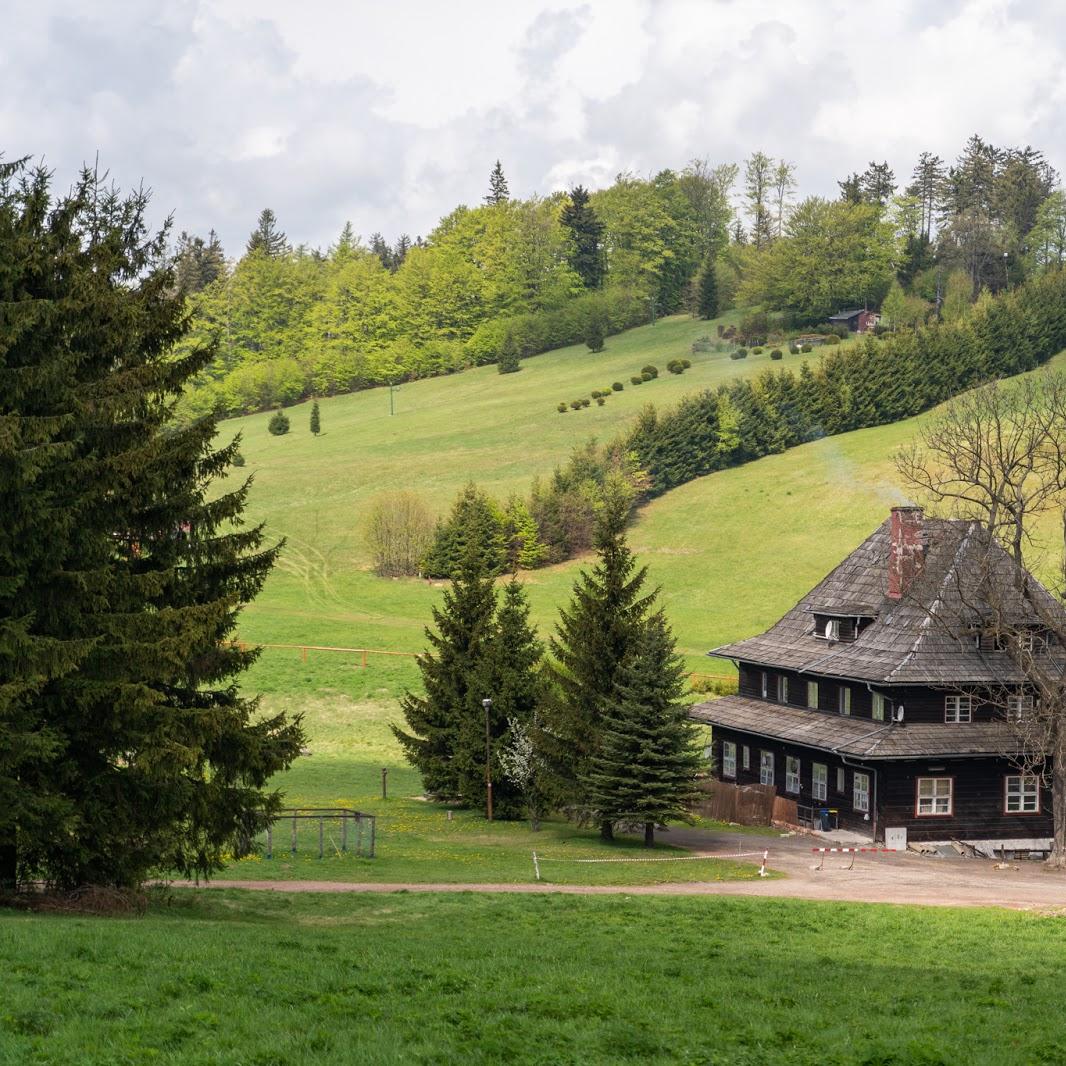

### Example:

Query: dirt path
xmin=171 ymin=829 xmax=1066 ymax=912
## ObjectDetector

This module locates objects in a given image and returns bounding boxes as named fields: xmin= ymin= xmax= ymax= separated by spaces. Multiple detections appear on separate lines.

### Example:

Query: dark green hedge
xmin=622 ymin=272 xmax=1066 ymax=497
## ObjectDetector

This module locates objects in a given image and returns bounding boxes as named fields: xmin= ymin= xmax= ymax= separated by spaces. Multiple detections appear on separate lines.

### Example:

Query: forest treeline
xmin=174 ymin=135 xmax=1066 ymax=418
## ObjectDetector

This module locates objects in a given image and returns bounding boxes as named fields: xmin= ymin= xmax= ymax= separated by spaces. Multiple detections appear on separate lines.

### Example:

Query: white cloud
xmin=2 ymin=0 xmax=1065 ymax=254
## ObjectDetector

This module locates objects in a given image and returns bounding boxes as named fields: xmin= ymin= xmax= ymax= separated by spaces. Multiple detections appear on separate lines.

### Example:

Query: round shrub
xmin=729 ymin=351 xmax=744 ymax=360
xmin=640 ymin=370 xmax=654 ymax=381
xmin=595 ymin=396 xmax=606 ymax=406
xmin=611 ymin=381 xmax=624 ymax=392
xmin=770 ymin=349 xmax=783 ymax=360
xmin=580 ymin=397 xmax=591 ymax=408
xmin=801 ymin=343 xmax=813 ymax=353
xmin=640 ymin=364 xmax=659 ymax=379
xmin=681 ymin=358 xmax=691 ymax=369
xmin=824 ymin=334 xmax=841 ymax=345
xmin=789 ymin=345 xmax=801 ymax=355
xmin=267 ymin=409 xmax=290 ymax=436
xmin=570 ymin=399 xmax=583 ymax=410
xmin=558 ymin=402 xmax=568 ymax=413
xmin=752 ymin=346 xmax=764 ymax=354
xmin=631 ymin=375 xmax=644 ymax=386
xmin=232 ymin=451 xmax=246 ymax=467
xmin=667 ymin=359 xmax=683 ymax=374
xmin=590 ymin=390 xmax=602 ymax=399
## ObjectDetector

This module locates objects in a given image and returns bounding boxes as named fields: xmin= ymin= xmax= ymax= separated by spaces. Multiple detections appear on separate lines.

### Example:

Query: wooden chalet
xmin=828 ymin=308 xmax=879 ymax=333
xmin=693 ymin=507 xmax=1063 ymax=852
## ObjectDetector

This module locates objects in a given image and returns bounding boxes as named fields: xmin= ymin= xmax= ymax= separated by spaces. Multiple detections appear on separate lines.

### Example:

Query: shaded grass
xmin=3 ymin=891 xmax=1066 ymax=1064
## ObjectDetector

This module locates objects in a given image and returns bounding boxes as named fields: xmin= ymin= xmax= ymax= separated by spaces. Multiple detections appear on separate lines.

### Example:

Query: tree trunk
xmin=1048 ymin=727 xmax=1066 ymax=869
xmin=599 ymin=819 xmax=614 ymax=842
xmin=644 ymin=821 xmax=655 ymax=848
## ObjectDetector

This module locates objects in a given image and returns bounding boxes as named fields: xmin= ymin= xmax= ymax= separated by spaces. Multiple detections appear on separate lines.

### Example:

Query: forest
xmin=173 ymin=135 xmax=1066 ymax=419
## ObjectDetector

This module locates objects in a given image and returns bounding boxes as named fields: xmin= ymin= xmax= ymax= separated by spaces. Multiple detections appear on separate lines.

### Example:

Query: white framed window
xmin=872 ymin=692 xmax=886 ymax=721
xmin=1005 ymin=775 xmax=1040 ymax=813
xmin=853 ymin=772 xmax=870 ymax=813
xmin=944 ymin=695 xmax=972 ymax=723
xmin=777 ymin=676 xmax=789 ymax=703
xmin=916 ymin=777 xmax=953 ymax=816
xmin=742 ymin=745 xmax=750 ymax=771
xmin=838 ymin=687 xmax=851 ymax=716
xmin=760 ymin=671 xmax=769 ymax=699
xmin=760 ymin=750 xmax=774 ymax=786
xmin=785 ymin=756 xmax=801 ymax=794
xmin=1007 ymin=693 xmax=1034 ymax=721
xmin=722 ymin=741 xmax=737 ymax=779
xmin=806 ymin=681 xmax=819 ymax=709
xmin=836 ymin=767 xmax=846 ymax=793
xmin=813 ymin=763 xmax=828 ymax=801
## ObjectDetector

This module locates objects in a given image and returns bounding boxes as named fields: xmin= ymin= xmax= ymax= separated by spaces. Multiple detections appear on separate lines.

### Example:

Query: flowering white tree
xmin=498 ymin=718 xmax=546 ymax=831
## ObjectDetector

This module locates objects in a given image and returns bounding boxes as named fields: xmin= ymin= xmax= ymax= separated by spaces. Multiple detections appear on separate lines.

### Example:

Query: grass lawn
xmin=218 ymin=695 xmax=764 ymax=887
xmin=3 ymin=891 xmax=1065 ymax=1064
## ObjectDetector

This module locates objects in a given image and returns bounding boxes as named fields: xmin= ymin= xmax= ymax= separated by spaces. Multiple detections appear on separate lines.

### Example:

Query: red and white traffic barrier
xmin=812 ymin=846 xmax=896 ymax=870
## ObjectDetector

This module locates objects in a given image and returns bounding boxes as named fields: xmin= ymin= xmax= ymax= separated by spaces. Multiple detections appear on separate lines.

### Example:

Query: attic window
xmin=974 ymin=630 xmax=1006 ymax=652
xmin=813 ymin=614 xmax=863 ymax=643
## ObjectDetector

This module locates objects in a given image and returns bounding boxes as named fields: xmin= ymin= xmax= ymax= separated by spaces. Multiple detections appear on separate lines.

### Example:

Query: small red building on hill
xmin=828 ymin=308 xmax=880 ymax=333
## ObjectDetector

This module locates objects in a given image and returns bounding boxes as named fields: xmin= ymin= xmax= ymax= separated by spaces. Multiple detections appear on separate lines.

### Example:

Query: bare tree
xmin=896 ymin=371 xmax=1066 ymax=865
xmin=772 ymin=160 xmax=796 ymax=240
xmin=896 ymin=373 xmax=1066 ymax=565
xmin=364 ymin=491 xmax=433 ymax=577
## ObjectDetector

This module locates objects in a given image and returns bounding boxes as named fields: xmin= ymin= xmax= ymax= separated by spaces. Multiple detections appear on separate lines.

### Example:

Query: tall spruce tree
xmin=394 ymin=547 xmax=498 ymax=800
xmin=173 ymin=229 xmax=226 ymax=294
xmin=541 ymin=479 xmax=654 ymax=839
xmin=485 ymin=161 xmax=510 ymax=205
xmin=422 ymin=483 xmax=507 ymax=578
xmin=497 ymin=329 xmax=521 ymax=374
xmin=560 ymin=185 xmax=606 ymax=289
xmin=584 ymin=611 xmax=702 ymax=846
xmin=461 ymin=580 xmax=543 ymax=816
xmin=697 ymin=256 xmax=719 ymax=319
xmin=310 ymin=399 xmax=321 ymax=436
xmin=0 ymin=160 xmax=303 ymax=890
xmin=246 ymin=208 xmax=289 ymax=257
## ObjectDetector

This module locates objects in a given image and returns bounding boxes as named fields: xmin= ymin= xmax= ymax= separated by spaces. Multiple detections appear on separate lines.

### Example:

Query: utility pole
xmin=389 ymin=381 xmax=397 ymax=416
xmin=482 ymin=698 xmax=493 ymax=821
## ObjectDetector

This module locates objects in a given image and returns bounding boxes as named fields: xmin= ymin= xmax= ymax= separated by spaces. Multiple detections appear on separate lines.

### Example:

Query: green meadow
xmin=3 ymin=892 xmax=1065 ymax=1065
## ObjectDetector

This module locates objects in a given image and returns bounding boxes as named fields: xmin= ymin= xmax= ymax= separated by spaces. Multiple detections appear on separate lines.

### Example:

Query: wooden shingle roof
xmin=691 ymin=695 xmax=1020 ymax=759
xmin=712 ymin=517 xmax=1066 ymax=686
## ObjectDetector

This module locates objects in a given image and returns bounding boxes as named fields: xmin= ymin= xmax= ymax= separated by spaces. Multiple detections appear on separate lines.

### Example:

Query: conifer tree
xmin=583 ymin=611 xmax=702 ymax=846
xmin=461 ymin=580 xmax=543 ymax=816
xmin=541 ymin=479 xmax=654 ymax=839
xmin=0 ymin=160 xmax=303 ymax=890
xmin=174 ymin=229 xmax=226 ymax=294
xmin=503 ymin=496 xmax=547 ymax=571
xmin=485 ymin=160 xmax=510 ymax=205
xmin=560 ymin=185 xmax=606 ymax=289
xmin=246 ymin=208 xmax=289 ymax=257
xmin=697 ymin=256 xmax=719 ymax=319
xmin=394 ymin=548 xmax=498 ymax=799
xmin=585 ymin=311 xmax=606 ymax=353
xmin=310 ymin=399 xmax=321 ymax=436
xmin=422 ymin=483 xmax=507 ymax=578
xmin=497 ymin=329 xmax=521 ymax=374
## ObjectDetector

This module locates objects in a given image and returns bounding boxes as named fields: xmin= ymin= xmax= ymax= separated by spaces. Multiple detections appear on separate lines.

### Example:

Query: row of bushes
xmin=620 ymin=272 xmax=1066 ymax=497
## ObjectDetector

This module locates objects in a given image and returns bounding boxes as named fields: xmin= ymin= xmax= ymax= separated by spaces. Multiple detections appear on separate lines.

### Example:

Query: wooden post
xmin=369 ymin=817 xmax=376 ymax=858
xmin=381 ymin=767 xmax=388 ymax=800
xmin=318 ymin=817 xmax=324 ymax=859
xmin=532 ymin=851 xmax=540 ymax=881
xmin=291 ymin=812 xmax=297 ymax=856
xmin=341 ymin=812 xmax=348 ymax=853
xmin=356 ymin=816 xmax=363 ymax=857
xmin=266 ymin=825 xmax=273 ymax=860
xmin=301 ymin=646 xmax=308 ymax=663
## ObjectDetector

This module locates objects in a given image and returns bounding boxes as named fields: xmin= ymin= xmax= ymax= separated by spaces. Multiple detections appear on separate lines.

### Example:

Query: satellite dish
xmin=823 ymin=619 xmax=838 ymax=640
xmin=894 ymin=705 xmax=905 ymax=723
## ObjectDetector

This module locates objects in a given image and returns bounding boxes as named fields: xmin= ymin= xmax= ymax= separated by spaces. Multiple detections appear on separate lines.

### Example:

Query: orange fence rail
xmin=232 ymin=641 xmax=419 ymax=668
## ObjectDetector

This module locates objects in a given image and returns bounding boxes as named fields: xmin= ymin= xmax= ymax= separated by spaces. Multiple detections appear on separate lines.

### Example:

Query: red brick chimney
xmin=888 ymin=506 xmax=924 ymax=600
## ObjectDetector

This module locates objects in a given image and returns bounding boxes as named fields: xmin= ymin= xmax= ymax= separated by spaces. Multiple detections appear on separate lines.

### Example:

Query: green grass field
xmin=3 ymin=891 xmax=1065 ymax=1065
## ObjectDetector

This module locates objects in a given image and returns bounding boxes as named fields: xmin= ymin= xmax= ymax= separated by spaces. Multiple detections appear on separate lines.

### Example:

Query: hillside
xmin=234 ymin=335 xmax=1066 ymax=700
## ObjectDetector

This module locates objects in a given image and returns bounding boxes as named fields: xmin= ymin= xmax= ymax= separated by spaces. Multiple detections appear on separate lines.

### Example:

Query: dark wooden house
xmin=692 ymin=507 xmax=1062 ymax=851
xmin=828 ymin=308 xmax=879 ymax=333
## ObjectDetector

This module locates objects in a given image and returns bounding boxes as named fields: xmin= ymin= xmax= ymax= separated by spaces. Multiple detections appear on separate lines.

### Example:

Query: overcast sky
xmin=4 ymin=0 xmax=1065 ymax=255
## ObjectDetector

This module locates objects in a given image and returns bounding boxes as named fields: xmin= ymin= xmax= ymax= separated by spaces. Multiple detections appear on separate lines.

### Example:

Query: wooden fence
xmin=694 ymin=778 xmax=776 ymax=826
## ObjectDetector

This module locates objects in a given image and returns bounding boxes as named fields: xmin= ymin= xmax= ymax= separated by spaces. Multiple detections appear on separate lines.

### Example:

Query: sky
xmin=3 ymin=0 xmax=1065 ymax=256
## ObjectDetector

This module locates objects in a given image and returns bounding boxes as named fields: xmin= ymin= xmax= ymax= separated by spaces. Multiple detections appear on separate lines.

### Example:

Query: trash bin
xmin=819 ymin=808 xmax=831 ymax=832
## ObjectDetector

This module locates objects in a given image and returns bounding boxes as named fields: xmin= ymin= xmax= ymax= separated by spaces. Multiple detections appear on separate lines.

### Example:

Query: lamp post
xmin=482 ymin=698 xmax=494 ymax=821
